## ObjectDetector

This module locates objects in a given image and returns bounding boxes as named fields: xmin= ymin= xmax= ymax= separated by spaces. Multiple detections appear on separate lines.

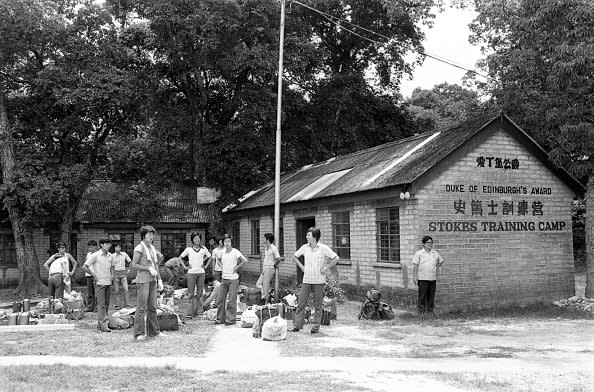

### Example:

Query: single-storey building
xmin=222 ymin=113 xmax=585 ymax=311
xmin=0 ymin=181 xmax=217 ymax=287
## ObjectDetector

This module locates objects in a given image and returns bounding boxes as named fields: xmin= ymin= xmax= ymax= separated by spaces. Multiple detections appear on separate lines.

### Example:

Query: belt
xmin=50 ymin=272 xmax=63 ymax=276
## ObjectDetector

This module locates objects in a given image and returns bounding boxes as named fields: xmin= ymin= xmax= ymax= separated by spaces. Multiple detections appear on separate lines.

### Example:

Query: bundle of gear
xmin=358 ymin=289 xmax=395 ymax=320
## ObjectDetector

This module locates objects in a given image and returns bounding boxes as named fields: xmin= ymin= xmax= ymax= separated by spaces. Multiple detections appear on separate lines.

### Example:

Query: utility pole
xmin=274 ymin=0 xmax=286 ymax=302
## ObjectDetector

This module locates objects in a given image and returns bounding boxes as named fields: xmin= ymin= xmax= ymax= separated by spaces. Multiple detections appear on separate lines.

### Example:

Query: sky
xmin=399 ymin=6 xmax=483 ymax=98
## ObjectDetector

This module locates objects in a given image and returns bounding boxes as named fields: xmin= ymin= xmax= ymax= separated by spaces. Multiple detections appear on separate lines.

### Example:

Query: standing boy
xmin=291 ymin=227 xmax=339 ymax=334
xmin=112 ymin=242 xmax=131 ymax=309
xmin=256 ymin=233 xmax=280 ymax=304
xmin=84 ymin=240 xmax=98 ymax=312
xmin=412 ymin=235 xmax=444 ymax=314
xmin=83 ymin=238 xmax=114 ymax=332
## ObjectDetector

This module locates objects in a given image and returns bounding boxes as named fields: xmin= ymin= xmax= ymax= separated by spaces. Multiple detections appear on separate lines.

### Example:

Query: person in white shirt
xmin=291 ymin=227 xmax=339 ymax=334
xmin=83 ymin=238 xmax=114 ymax=332
xmin=44 ymin=241 xmax=77 ymax=300
xmin=111 ymin=242 xmax=131 ymax=309
xmin=179 ymin=232 xmax=211 ymax=318
xmin=216 ymin=234 xmax=248 ymax=325
xmin=256 ymin=233 xmax=280 ymax=304
xmin=412 ymin=235 xmax=444 ymax=314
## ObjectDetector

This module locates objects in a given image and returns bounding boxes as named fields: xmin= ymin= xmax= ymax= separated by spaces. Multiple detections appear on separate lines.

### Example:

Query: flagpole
xmin=274 ymin=0 xmax=285 ymax=303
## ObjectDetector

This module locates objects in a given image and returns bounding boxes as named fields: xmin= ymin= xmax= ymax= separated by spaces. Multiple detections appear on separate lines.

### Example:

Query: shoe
xmin=310 ymin=328 xmax=319 ymax=334
xmin=290 ymin=327 xmax=301 ymax=332
xmin=157 ymin=332 xmax=167 ymax=337
xmin=214 ymin=321 xmax=224 ymax=325
xmin=135 ymin=335 xmax=146 ymax=341
xmin=114 ymin=306 xmax=121 ymax=310
xmin=225 ymin=322 xmax=235 ymax=326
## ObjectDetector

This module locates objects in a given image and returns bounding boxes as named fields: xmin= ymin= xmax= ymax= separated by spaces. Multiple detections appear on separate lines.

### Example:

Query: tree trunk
xmin=585 ymin=177 xmax=594 ymax=298
xmin=0 ymin=91 xmax=45 ymax=297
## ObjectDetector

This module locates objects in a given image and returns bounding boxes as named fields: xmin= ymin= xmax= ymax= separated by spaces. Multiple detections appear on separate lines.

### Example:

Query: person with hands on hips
xmin=412 ymin=235 xmax=444 ymax=314
xmin=215 ymin=234 xmax=248 ymax=326
xmin=131 ymin=225 xmax=164 ymax=341
xmin=291 ymin=227 xmax=339 ymax=334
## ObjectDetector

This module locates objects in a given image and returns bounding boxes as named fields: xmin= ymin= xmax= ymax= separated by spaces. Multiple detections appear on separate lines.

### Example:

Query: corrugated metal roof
xmin=76 ymin=182 xmax=214 ymax=223
xmin=224 ymin=113 xmax=585 ymax=213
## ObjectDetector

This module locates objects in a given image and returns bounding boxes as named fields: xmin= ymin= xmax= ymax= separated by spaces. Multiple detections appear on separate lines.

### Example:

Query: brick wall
xmin=412 ymin=128 xmax=575 ymax=310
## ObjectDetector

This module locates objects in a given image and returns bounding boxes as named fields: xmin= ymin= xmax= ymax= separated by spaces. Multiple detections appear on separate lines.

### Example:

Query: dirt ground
xmin=0 ymin=274 xmax=592 ymax=392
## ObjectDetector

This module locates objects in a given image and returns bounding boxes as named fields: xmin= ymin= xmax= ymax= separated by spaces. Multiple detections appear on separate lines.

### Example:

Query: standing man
xmin=256 ymin=233 xmax=281 ymax=304
xmin=83 ymin=238 xmax=114 ymax=332
xmin=291 ymin=227 xmax=339 ymax=334
xmin=111 ymin=242 xmax=131 ymax=310
xmin=211 ymin=237 xmax=224 ymax=282
xmin=412 ymin=235 xmax=444 ymax=314
xmin=84 ymin=240 xmax=98 ymax=312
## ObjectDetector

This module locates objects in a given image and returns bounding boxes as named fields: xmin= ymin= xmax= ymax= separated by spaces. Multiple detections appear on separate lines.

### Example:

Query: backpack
xmin=358 ymin=300 xmax=381 ymax=320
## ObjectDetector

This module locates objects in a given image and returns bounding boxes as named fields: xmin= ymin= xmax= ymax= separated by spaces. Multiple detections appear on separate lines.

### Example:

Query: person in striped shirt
xmin=291 ymin=227 xmax=339 ymax=334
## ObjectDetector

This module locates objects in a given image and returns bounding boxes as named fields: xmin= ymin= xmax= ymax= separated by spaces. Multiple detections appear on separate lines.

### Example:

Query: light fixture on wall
xmin=399 ymin=191 xmax=410 ymax=200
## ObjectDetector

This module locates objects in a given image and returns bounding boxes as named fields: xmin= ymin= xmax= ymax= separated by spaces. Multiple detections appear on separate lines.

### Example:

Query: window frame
xmin=232 ymin=221 xmax=241 ymax=250
xmin=107 ymin=232 xmax=135 ymax=256
xmin=375 ymin=207 xmax=401 ymax=264
xmin=160 ymin=232 xmax=186 ymax=261
xmin=250 ymin=219 xmax=260 ymax=255
xmin=0 ymin=233 xmax=17 ymax=267
xmin=331 ymin=211 xmax=351 ymax=260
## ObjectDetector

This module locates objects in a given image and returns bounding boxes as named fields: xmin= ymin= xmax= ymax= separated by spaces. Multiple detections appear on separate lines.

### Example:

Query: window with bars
xmin=250 ymin=220 xmax=260 ymax=255
xmin=232 ymin=221 xmax=241 ymax=250
xmin=376 ymin=207 xmax=400 ymax=263
xmin=279 ymin=221 xmax=284 ymax=255
xmin=107 ymin=233 xmax=135 ymax=256
xmin=332 ymin=211 xmax=351 ymax=259
xmin=161 ymin=233 xmax=186 ymax=261
xmin=0 ymin=234 xmax=16 ymax=266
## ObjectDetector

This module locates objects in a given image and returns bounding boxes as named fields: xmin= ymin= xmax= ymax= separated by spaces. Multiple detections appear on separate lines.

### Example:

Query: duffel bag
xmin=158 ymin=312 xmax=179 ymax=331
xmin=379 ymin=302 xmax=395 ymax=320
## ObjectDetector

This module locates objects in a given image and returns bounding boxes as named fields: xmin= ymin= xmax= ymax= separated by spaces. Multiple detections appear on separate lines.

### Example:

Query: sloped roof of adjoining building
xmin=76 ymin=181 xmax=215 ymax=224
xmin=224 ymin=113 xmax=585 ymax=213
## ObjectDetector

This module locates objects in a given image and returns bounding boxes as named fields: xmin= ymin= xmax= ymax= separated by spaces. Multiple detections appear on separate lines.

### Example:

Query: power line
xmin=290 ymin=0 xmax=495 ymax=82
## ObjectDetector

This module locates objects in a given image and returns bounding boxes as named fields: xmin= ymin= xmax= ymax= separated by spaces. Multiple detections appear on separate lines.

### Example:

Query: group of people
xmin=44 ymin=222 xmax=443 ymax=339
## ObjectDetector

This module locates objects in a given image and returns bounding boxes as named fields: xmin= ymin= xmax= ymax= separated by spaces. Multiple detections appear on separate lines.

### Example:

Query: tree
xmin=1 ymin=0 xmax=145 ymax=295
xmin=405 ymin=82 xmax=484 ymax=132
xmin=468 ymin=0 xmax=594 ymax=296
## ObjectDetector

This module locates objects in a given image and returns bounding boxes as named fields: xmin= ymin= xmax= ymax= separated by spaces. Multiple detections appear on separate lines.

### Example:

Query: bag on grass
xmin=205 ymin=308 xmax=218 ymax=321
xmin=366 ymin=289 xmax=381 ymax=303
xmin=240 ymin=307 xmax=258 ymax=328
xmin=158 ymin=312 xmax=179 ymax=331
xmin=261 ymin=316 xmax=287 ymax=341
xmin=358 ymin=300 xmax=381 ymax=320
xmin=321 ymin=309 xmax=331 ymax=326
xmin=379 ymin=302 xmax=395 ymax=320
xmin=107 ymin=315 xmax=130 ymax=330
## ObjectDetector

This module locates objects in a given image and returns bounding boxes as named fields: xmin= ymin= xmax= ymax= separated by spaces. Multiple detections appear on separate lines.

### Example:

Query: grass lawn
xmin=0 ymin=285 xmax=219 ymax=357
xmin=0 ymin=366 xmax=375 ymax=392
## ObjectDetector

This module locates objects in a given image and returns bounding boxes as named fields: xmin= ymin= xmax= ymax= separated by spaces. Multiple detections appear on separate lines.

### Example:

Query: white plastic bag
xmin=240 ymin=306 xmax=258 ymax=328
xmin=261 ymin=316 xmax=287 ymax=341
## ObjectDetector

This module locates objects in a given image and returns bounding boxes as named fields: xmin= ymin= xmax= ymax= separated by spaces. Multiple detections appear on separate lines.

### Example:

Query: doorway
xmin=295 ymin=217 xmax=315 ymax=285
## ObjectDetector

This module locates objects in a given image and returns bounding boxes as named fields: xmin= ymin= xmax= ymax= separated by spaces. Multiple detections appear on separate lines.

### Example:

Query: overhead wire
xmin=289 ymin=0 xmax=594 ymax=102
xmin=290 ymin=0 xmax=496 ymax=82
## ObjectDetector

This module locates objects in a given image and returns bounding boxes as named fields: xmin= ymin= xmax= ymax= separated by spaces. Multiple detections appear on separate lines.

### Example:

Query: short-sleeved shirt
xmin=412 ymin=249 xmax=443 ymax=281
xmin=262 ymin=244 xmax=280 ymax=269
xmin=84 ymin=250 xmax=114 ymax=286
xmin=49 ymin=256 xmax=68 ymax=275
xmin=294 ymin=242 xmax=338 ymax=284
xmin=112 ymin=252 xmax=131 ymax=271
xmin=212 ymin=247 xmax=224 ymax=272
xmin=133 ymin=242 xmax=159 ymax=284
xmin=220 ymin=248 xmax=244 ymax=280
xmin=180 ymin=246 xmax=211 ymax=274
